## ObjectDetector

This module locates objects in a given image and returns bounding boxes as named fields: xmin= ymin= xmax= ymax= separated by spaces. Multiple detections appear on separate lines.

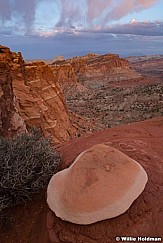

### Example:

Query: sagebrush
xmin=0 ymin=129 xmax=61 ymax=227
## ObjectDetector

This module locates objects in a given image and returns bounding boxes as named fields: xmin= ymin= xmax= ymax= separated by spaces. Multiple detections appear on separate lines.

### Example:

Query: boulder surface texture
xmin=47 ymin=144 xmax=148 ymax=224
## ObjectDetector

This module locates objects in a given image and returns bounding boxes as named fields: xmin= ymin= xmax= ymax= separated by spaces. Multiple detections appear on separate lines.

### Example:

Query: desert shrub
xmin=0 ymin=128 xmax=61 ymax=227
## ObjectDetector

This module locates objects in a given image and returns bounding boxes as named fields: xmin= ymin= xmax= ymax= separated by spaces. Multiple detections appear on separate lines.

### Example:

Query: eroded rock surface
xmin=0 ymin=46 xmax=26 ymax=136
xmin=0 ymin=117 xmax=162 ymax=242
xmin=0 ymin=46 xmax=94 ymax=142
xmin=51 ymin=53 xmax=140 ymax=88
xmin=51 ymin=53 xmax=163 ymax=129
xmin=25 ymin=117 xmax=163 ymax=243
xmin=47 ymin=144 xmax=148 ymax=225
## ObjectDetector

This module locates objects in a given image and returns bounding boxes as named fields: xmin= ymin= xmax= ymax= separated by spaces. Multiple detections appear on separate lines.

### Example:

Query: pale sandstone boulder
xmin=47 ymin=144 xmax=148 ymax=225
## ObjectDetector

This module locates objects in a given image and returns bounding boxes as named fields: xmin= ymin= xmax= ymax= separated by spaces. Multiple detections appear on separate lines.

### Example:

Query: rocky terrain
xmin=0 ymin=46 xmax=96 ymax=144
xmin=51 ymin=53 xmax=163 ymax=128
xmin=0 ymin=46 xmax=163 ymax=242
xmin=127 ymin=55 xmax=163 ymax=81
xmin=51 ymin=53 xmax=140 ymax=87
xmin=1 ymin=46 xmax=161 ymax=139
xmin=1 ymin=117 xmax=162 ymax=242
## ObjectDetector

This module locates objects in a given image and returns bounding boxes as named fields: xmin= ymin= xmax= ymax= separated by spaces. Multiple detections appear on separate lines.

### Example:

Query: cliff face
xmin=51 ymin=52 xmax=162 ymax=130
xmin=51 ymin=53 xmax=141 ymax=89
xmin=0 ymin=45 xmax=79 ymax=143
xmin=0 ymin=46 xmax=26 ymax=136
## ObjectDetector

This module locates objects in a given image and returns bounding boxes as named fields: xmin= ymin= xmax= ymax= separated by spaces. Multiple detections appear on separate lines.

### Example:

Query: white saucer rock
xmin=47 ymin=144 xmax=148 ymax=225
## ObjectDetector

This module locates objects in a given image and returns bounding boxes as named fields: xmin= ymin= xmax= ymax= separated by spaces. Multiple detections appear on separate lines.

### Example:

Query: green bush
xmin=0 ymin=128 xmax=61 ymax=227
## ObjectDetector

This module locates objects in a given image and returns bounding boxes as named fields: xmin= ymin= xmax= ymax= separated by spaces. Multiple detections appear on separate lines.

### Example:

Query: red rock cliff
xmin=0 ymin=46 xmax=26 ymax=136
xmin=51 ymin=53 xmax=140 ymax=89
xmin=0 ymin=45 xmax=79 ymax=143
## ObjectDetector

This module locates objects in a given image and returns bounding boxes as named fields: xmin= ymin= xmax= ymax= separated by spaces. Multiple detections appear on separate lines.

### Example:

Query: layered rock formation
xmin=0 ymin=45 xmax=95 ymax=143
xmin=51 ymin=54 xmax=143 ymax=114
xmin=21 ymin=61 xmax=77 ymax=143
xmin=0 ymin=46 xmax=26 ymax=136
xmin=50 ymin=52 xmax=163 ymax=129
xmin=1 ymin=46 xmax=161 ymax=141
xmin=51 ymin=53 xmax=141 ymax=90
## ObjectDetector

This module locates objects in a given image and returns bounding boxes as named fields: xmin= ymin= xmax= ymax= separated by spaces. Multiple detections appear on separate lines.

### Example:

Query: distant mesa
xmin=53 ymin=55 xmax=65 ymax=63
xmin=50 ymin=51 xmax=141 ymax=93
xmin=47 ymin=144 xmax=148 ymax=225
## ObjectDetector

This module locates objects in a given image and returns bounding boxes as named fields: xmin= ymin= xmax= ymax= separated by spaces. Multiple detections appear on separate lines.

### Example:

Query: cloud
xmin=86 ymin=0 xmax=113 ymax=24
xmin=0 ymin=0 xmax=11 ymax=19
xmin=34 ymin=20 xmax=163 ymax=38
xmin=96 ymin=0 xmax=159 ymax=24
xmin=12 ymin=0 xmax=37 ymax=31
xmin=56 ymin=0 xmax=84 ymax=27
xmin=89 ymin=21 xmax=163 ymax=36
xmin=0 ymin=0 xmax=37 ymax=34
xmin=1 ymin=28 xmax=163 ymax=60
xmin=55 ymin=0 xmax=159 ymax=28
xmin=0 ymin=27 xmax=12 ymax=36
xmin=0 ymin=0 xmax=160 ymax=35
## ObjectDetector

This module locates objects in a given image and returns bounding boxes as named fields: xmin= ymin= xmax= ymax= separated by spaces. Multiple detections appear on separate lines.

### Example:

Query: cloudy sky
xmin=0 ymin=0 xmax=163 ymax=59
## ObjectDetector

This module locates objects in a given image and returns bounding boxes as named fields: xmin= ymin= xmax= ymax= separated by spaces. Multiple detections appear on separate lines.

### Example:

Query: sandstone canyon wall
xmin=0 ymin=46 xmax=26 ymax=137
xmin=1 ymin=46 xmax=161 ymax=142
xmin=0 ymin=45 xmax=80 ymax=143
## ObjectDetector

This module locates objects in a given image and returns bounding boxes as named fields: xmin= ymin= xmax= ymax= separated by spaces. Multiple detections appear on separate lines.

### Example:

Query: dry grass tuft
xmin=0 ymin=128 xmax=61 ymax=228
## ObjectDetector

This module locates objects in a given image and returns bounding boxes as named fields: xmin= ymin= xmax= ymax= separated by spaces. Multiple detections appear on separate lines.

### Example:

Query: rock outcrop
xmin=0 ymin=45 xmax=93 ymax=143
xmin=0 ymin=117 xmax=162 ymax=242
xmin=47 ymin=144 xmax=148 ymax=225
xmin=7 ymin=117 xmax=160 ymax=243
xmin=51 ymin=53 xmax=141 ymax=90
xmin=0 ymin=46 xmax=26 ymax=136
xmin=20 ymin=61 xmax=78 ymax=143
xmin=51 ymin=52 xmax=163 ymax=130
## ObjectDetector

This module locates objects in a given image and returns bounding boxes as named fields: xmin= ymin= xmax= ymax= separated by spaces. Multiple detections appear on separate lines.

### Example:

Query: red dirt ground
xmin=1 ymin=117 xmax=163 ymax=243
